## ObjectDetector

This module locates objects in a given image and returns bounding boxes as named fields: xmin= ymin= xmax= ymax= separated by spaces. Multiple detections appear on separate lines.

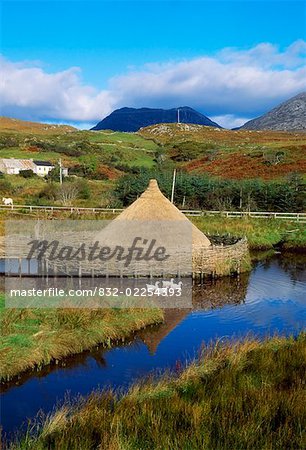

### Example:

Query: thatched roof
xmin=112 ymin=179 xmax=211 ymax=248
xmin=92 ymin=179 xmax=211 ymax=276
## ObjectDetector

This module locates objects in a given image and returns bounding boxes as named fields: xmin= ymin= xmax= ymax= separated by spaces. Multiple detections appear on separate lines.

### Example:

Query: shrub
xmin=75 ymin=179 xmax=91 ymax=199
xmin=38 ymin=183 xmax=58 ymax=201
xmin=19 ymin=169 xmax=36 ymax=178
xmin=169 ymin=141 xmax=218 ymax=162
xmin=0 ymin=178 xmax=13 ymax=195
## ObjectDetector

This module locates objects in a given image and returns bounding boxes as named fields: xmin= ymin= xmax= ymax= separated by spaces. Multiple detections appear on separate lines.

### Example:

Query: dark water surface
xmin=1 ymin=253 xmax=305 ymax=438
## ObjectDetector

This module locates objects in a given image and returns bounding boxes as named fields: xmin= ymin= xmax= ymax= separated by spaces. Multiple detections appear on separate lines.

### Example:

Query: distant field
xmin=0 ymin=123 xmax=159 ymax=177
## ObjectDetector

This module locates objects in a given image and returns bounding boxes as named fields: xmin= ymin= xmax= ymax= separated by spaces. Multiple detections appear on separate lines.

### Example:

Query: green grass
xmin=84 ymin=130 xmax=159 ymax=151
xmin=0 ymin=147 xmax=80 ymax=163
xmin=0 ymin=295 xmax=163 ymax=381
xmin=192 ymin=216 xmax=306 ymax=251
xmin=0 ymin=129 xmax=160 ymax=186
xmin=9 ymin=333 xmax=306 ymax=450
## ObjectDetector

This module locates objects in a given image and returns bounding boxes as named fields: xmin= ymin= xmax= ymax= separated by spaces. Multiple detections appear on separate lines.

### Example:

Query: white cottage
xmin=33 ymin=160 xmax=55 ymax=176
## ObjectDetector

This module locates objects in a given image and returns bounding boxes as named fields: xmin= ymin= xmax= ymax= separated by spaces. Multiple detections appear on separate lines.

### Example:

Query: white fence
xmin=0 ymin=204 xmax=305 ymax=222
xmin=182 ymin=210 xmax=306 ymax=222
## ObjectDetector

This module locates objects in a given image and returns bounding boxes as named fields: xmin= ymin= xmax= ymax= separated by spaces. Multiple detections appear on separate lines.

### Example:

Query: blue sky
xmin=1 ymin=1 xmax=306 ymax=128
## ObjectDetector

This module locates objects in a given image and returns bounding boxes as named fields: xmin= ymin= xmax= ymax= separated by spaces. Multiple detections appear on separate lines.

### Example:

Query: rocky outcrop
xmin=240 ymin=93 xmax=306 ymax=131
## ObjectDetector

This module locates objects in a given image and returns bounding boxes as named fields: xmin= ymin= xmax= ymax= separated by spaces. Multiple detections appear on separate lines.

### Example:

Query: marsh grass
xmin=7 ymin=333 xmax=306 ymax=450
xmin=0 ymin=296 xmax=163 ymax=381
xmin=193 ymin=216 xmax=306 ymax=251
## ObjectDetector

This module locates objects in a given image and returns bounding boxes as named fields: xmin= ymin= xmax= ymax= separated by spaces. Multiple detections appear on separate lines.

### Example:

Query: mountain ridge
xmin=91 ymin=106 xmax=222 ymax=132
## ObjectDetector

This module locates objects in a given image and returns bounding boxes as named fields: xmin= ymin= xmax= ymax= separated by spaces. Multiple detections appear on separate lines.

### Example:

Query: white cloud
xmin=111 ymin=41 xmax=306 ymax=117
xmin=218 ymin=40 xmax=306 ymax=69
xmin=1 ymin=40 xmax=306 ymax=129
xmin=0 ymin=58 xmax=116 ymax=121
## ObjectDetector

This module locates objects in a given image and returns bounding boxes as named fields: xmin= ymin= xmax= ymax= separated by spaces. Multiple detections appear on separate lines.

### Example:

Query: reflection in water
xmin=0 ymin=254 xmax=305 ymax=438
xmin=140 ymin=274 xmax=249 ymax=354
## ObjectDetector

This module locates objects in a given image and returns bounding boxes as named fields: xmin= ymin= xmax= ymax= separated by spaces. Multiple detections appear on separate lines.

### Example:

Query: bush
xmin=47 ymin=166 xmax=62 ymax=182
xmin=0 ymin=178 xmax=13 ymax=195
xmin=169 ymin=141 xmax=218 ymax=162
xmin=0 ymin=134 xmax=21 ymax=149
xmin=38 ymin=183 xmax=58 ymax=201
xmin=19 ymin=169 xmax=36 ymax=178
xmin=75 ymin=179 xmax=91 ymax=199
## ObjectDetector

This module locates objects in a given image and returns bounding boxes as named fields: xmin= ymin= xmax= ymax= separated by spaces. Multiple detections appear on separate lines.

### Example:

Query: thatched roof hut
xmin=109 ymin=179 xmax=211 ymax=248
xmin=95 ymin=179 xmax=249 ymax=278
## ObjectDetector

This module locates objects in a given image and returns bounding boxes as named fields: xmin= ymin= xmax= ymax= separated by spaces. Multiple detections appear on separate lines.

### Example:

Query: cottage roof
xmin=33 ymin=160 xmax=54 ymax=167
xmin=0 ymin=158 xmax=36 ymax=171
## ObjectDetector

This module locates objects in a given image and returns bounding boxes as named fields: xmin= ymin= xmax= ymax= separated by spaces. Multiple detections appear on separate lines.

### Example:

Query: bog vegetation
xmin=7 ymin=333 xmax=306 ymax=450
xmin=0 ymin=294 xmax=163 ymax=382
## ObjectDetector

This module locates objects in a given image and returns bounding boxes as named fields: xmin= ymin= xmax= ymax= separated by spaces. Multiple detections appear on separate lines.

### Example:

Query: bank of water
xmin=1 ymin=253 xmax=305 ymax=439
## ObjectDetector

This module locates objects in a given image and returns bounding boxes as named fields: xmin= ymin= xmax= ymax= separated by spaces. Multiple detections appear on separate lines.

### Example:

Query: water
xmin=1 ymin=253 xmax=305 ymax=439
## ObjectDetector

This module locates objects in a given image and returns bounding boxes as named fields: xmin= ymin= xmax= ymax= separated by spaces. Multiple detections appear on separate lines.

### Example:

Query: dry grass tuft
xmin=8 ymin=333 xmax=306 ymax=450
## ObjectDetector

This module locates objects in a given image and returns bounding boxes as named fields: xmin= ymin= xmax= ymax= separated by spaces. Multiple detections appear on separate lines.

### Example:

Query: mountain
xmin=91 ymin=106 xmax=221 ymax=132
xmin=240 ymin=93 xmax=306 ymax=131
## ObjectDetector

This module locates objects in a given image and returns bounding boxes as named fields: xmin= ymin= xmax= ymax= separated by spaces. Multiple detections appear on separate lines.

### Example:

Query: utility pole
xmin=171 ymin=168 xmax=176 ymax=203
xmin=59 ymin=158 xmax=63 ymax=185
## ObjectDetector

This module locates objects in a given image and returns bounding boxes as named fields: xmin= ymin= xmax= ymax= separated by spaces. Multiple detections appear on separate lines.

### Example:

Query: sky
xmin=1 ymin=0 xmax=306 ymax=129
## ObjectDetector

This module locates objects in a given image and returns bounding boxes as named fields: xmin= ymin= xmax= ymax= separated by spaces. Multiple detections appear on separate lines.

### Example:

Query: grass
xmin=0 ymin=126 xmax=160 ymax=176
xmin=193 ymin=216 xmax=306 ymax=251
xmin=0 ymin=295 xmax=163 ymax=382
xmin=7 ymin=332 xmax=306 ymax=450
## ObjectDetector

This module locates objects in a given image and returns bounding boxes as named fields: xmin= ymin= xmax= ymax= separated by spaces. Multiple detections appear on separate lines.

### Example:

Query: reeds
xmin=7 ymin=333 xmax=306 ymax=450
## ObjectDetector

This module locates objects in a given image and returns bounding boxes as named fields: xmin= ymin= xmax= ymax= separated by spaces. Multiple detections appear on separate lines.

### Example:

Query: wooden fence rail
xmin=0 ymin=204 xmax=305 ymax=222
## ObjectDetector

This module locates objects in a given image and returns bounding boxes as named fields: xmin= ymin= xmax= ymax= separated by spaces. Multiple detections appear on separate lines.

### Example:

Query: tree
xmin=47 ymin=165 xmax=61 ymax=182
xmin=56 ymin=183 xmax=80 ymax=206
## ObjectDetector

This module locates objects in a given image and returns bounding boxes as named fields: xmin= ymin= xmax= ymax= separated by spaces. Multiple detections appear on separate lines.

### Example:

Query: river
xmin=1 ymin=253 xmax=305 ymax=439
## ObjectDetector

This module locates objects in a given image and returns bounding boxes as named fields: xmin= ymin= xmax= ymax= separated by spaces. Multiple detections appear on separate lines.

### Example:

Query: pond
xmin=1 ymin=253 xmax=305 ymax=439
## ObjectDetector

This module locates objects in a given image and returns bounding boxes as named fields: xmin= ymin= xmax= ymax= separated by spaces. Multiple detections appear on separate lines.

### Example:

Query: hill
xmin=91 ymin=106 xmax=221 ymax=132
xmin=240 ymin=93 xmax=306 ymax=131
xmin=0 ymin=117 xmax=76 ymax=134
xmin=0 ymin=117 xmax=305 ymax=209
xmin=139 ymin=123 xmax=306 ymax=180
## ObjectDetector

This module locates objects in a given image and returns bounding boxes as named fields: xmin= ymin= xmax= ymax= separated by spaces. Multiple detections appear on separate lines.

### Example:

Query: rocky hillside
xmin=91 ymin=106 xmax=221 ymax=132
xmin=240 ymin=93 xmax=306 ymax=131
